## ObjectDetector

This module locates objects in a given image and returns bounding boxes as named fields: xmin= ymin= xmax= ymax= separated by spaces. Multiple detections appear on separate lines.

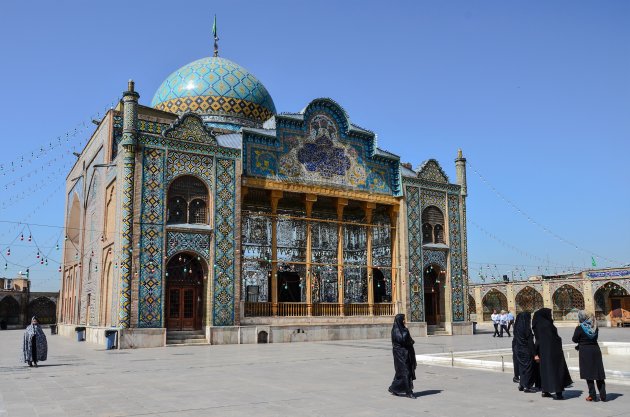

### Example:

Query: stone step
xmin=167 ymin=333 xmax=206 ymax=340
xmin=166 ymin=338 xmax=208 ymax=345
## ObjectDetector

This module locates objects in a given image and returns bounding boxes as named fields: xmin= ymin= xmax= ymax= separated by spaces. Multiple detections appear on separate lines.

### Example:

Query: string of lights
xmin=467 ymin=160 xmax=621 ymax=265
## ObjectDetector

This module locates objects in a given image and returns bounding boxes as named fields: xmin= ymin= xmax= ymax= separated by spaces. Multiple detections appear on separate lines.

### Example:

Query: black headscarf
xmin=392 ymin=314 xmax=409 ymax=346
xmin=514 ymin=312 xmax=532 ymax=347
xmin=532 ymin=308 xmax=553 ymax=330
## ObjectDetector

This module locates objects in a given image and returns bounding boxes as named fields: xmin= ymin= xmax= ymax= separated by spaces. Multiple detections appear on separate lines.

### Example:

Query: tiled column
xmin=118 ymin=80 xmax=138 ymax=328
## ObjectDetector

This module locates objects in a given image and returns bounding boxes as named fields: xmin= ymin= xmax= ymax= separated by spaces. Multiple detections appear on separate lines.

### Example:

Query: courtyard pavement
xmin=1 ymin=326 xmax=629 ymax=417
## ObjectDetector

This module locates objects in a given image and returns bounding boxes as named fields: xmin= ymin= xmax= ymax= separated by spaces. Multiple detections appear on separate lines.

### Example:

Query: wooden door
xmin=167 ymin=286 xmax=199 ymax=330
xmin=425 ymin=292 xmax=438 ymax=325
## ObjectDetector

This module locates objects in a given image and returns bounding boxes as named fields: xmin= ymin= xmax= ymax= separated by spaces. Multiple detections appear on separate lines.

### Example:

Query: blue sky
xmin=1 ymin=1 xmax=629 ymax=290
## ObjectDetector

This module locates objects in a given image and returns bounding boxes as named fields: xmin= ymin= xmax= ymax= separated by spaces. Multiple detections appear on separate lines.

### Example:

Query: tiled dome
xmin=151 ymin=57 xmax=276 ymax=127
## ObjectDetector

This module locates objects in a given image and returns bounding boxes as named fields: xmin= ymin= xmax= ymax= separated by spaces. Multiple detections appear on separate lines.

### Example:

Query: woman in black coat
xmin=388 ymin=314 xmax=416 ymax=398
xmin=532 ymin=308 xmax=572 ymax=400
xmin=513 ymin=312 xmax=537 ymax=392
xmin=572 ymin=310 xmax=606 ymax=402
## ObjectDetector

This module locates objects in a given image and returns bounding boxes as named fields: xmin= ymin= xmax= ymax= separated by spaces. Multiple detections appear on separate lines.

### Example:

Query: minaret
xmin=455 ymin=148 xmax=467 ymax=197
xmin=455 ymin=149 xmax=469 ymax=321
xmin=118 ymin=80 xmax=139 ymax=328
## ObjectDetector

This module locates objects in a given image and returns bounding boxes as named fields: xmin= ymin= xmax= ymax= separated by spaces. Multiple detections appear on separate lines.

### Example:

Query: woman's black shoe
xmin=541 ymin=392 xmax=552 ymax=398
xmin=406 ymin=393 xmax=415 ymax=399
xmin=518 ymin=386 xmax=524 ymax=391
xmin=513 ymin=376 xmax=520 ymax=383
xmin=27 ymin=361 xmax=32 ymax=367
xmin=523 ymin=388 xmax=536 ymax=393
xmin=554 ymin=393 xmax=564 ymax=400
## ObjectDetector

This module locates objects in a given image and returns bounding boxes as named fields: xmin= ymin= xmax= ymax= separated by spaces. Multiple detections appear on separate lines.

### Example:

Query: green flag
xmin=591 ymin=256 xmax=597 ymax=267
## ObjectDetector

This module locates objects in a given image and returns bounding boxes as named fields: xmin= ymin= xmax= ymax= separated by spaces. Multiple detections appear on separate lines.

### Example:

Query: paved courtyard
xmin=1 ymin=326 xmax=629 ymax=417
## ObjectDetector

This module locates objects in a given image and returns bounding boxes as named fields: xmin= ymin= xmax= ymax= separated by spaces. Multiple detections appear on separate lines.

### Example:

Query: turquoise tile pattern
xmin=151 ymin=57 xmax=276 ymax=123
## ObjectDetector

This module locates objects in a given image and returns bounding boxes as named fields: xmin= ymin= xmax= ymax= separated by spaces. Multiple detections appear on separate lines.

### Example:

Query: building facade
xmin=57 ymin=54 xmax=470 ymax=347
xmin=469 ymin=267 xmax=630 ymax=326
xmin=0 ymin=275 xmax=58 ymax=329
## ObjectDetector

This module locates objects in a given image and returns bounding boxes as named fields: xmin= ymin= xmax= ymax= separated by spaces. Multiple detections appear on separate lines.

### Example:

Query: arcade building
xmin=57 ymin=51 xmax=471 ymax=348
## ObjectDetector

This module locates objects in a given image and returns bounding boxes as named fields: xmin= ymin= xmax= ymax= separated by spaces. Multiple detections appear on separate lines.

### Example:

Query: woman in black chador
xmin=532 ymin=308 xmax=572 ymax=400
xmin=572 ymin=311 xmax=606 ymax=402
xmin=513 ymin=312 xmax=537 ymax=392
xmin=388 ymin=314 xmax=416 ymax=398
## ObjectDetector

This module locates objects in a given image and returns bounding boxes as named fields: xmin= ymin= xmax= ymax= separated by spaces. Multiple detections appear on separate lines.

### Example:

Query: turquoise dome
xmin=151 ymin=57 xmax=276 ymax=126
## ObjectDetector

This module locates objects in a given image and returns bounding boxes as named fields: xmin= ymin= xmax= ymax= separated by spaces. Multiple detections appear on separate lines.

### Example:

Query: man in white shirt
xmin=491 ymin=309 xmax=500 ymax=337
xmin=499 ymin=310 xmax=510 ymax=337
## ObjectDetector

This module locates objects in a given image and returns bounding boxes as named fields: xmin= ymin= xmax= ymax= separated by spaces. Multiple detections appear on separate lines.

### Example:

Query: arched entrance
xmin=165 ymin=253 xmax=206 ymax=330
xmin=28 ymin=297 xmax=56 ymax=325
xmin=0 ymin=296 xmax=20 ymax=327
xmin=594 ymin=282 xmax=629 ymax=322
xmin=515 ymin=286 xmax=544 ymax=313
xmin=482 ymin=290 xmax=508 ymax=321
xmin=373 ymin=268 xmax=387 ymax=303
xmin=552 ymin=284 xmax=584 ymax=321
xmin=423 ymin=264 xmax=444 ymax=325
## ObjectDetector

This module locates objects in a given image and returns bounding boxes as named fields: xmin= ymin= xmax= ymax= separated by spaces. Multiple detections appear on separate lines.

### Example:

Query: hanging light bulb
xmin=36 ymin=251 xmax=40 ymax=259
xmin=183 ymin=267 xmax=187 ymax=273
xmin=40 ymin=259 xmax=44 ymax=265
xmin=55 ymin=243 xmax=59 ymax=251
xmin=58 ymin=265 xmax=62 ymax=272
xmin=6 ymin=248 xmax=10 ymax=256
xmin=64 ymin=235 xmax=68 ymax=241
xmin=28 ymin=235 xmax=32 ymax=242
xmin=75 ymin=252 xmax=79 ymax=260
xmin=100 ymin=235 xmax=104 ymax=242
xmin=91 ymin=250 xmax=94 ymax=257
xmin=20 ymin=233 xmax=24 ymax=241
xmin=95 ymin=264 xmax=98 ymax=272
xmin=189 ymin=268 xmax=193 ymax=275
xmin=4 ymin=263 xmax=7 ymax=270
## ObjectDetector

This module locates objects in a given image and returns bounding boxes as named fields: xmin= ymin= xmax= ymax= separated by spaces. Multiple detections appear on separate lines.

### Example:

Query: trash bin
xmin=75 ymin=326 xmax=86 ymax=342
xmin=50 ymin=324 xmax=57 ymax=335
xmin=105 ymin=330 xmax=117 ymax=350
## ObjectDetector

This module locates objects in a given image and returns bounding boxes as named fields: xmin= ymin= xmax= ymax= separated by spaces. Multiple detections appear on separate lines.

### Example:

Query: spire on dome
xmin=213 ymin=14 xmax=219 ymax=57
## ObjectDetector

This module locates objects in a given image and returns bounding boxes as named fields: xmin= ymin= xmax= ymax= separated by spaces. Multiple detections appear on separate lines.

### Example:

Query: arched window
xmin=167 ymin=176 xmax=209 ymax=225
xmin=421 ymin=206 xmax=445 ymax=244
xmin=168 ymin=197 xmax=187 ymax=224
xmin=434 ymin=224 xmax=444 ymax=244
xmin=189 ymin=199 xmax=207 ymax=224
xmin=422 ymin=223 xmax=433 ymax=244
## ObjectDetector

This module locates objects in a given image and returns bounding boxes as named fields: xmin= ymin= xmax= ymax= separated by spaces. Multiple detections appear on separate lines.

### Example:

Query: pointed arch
xmin=552 ymin=284 xmax=584 ymax=320
xmin=515 ymin=286 xmax=544 ymax=313
xmin=482 ymin=289 xmax=507 ymax=321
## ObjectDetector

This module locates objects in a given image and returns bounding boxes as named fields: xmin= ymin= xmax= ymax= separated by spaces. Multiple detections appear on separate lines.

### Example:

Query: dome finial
xmin=212 ymin=14 xmax=219 ymax=57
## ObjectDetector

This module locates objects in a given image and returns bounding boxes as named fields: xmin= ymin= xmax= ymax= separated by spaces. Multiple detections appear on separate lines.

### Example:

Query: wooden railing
xmin=345 ymin=303 xmax=370 ymax=316
xmin=244 ymin=302 xmax=273 ymax=317
xmin=312 ymin=303 xmax=341 ymax=316
xmin=244 ymin=302 xmax=394 ymax=317
xmin=278 ymin=302 xmax=309 ymax=317
xmin=373 ymin=303 xmax=394 ymax=316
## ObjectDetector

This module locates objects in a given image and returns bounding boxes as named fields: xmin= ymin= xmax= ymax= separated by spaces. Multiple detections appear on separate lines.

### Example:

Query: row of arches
xmin=474 ymin=282 xmax=629 ymax=321
xmin=0 ymin=296 xmax=57 ymax=327
xmin=421 ymin=206 xmax=445 ymax=244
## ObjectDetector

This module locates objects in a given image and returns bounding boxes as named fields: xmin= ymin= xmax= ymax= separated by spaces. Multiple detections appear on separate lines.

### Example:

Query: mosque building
xmin=57 ymin=42 xmax=471 ymax=347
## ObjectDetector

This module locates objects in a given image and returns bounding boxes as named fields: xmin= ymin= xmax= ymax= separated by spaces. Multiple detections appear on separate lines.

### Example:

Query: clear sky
xmin=1 ymin=1 xmax=629 ymax=291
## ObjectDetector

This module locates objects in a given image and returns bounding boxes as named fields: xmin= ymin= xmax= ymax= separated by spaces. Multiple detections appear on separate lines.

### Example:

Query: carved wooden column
xmin=336 ymin=198 xmax=348 ymax=316
xmin=304 ymin=193 xmax=317 ymax=316
xmin=364 ymin=202 xmax=376 ymax=316
xmin=270 ymin=190 xmax=283 ymax=316
xmin=389 ymin=204 xmax=400 ymax=313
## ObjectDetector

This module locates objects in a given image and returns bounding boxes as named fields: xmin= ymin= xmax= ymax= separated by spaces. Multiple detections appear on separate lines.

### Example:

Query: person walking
xmin=500 ymin=310 xmax=510 ymax=337
xmin=514 ymin=312 xmax=537 ymax=392
xmin=572 ymin=311 xmax=606 ymax=402
xmin=532 ymin=308 xmax=572 ymax=400
xmin=507 ymin=310 xmax=515 ymax=335
xmin=388 ymin=314 xmax=417 ymax=399
xmin=23 ymin=316 xmax=48 ymax=367
xmin=491 ymin=309 xmax=500 ymax=337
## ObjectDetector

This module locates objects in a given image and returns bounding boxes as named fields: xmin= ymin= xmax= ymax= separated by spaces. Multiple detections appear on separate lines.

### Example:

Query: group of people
xmin=387 ymin=309 xmax=607 ymax=402
xmin=491 ymin=309 xmax=514 ymax=337
xmin=511 ymin=308 xmax=606 ymax=401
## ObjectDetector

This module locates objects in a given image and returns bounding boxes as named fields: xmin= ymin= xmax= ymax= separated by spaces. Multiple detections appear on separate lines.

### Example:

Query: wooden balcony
xmin=244 ymin=302 xmax=394 ymax=317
